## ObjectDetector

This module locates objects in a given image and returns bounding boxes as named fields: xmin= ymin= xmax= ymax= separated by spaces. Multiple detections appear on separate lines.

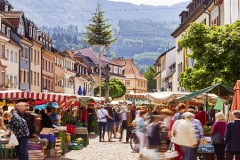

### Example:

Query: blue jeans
xmin=16 ymin=137 xmax=29 ymax=160
xmin=181 ymin=146 xmax=193 ymax=160
xmin=99 ymin=122 xmax=106 ymax=139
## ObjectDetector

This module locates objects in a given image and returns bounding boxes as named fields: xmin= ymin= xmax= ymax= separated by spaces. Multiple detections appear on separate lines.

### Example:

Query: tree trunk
xmin=105 ymin=64 xmax=110 ymax=102
xmin=99 ymin=45 xmax=101 ymax=98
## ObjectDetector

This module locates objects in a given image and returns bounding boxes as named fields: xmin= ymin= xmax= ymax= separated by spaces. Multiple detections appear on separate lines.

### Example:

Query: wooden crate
xmin=75 ymin=127 xmax=88 ymax=134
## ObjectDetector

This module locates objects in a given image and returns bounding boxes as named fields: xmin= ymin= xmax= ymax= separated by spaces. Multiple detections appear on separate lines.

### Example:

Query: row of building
xmin=154 ymin=0 xmax=238 ymax=92
xmin=0 ymin=0 xmax=147 ymax=95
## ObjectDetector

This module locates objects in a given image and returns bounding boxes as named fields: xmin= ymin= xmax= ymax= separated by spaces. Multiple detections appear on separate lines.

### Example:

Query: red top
xmin=82 ymin=110 xmax=88 ymax=120
xmin=195 ymin=111 xmax=208 ymax=125
xmin=212 ymin=121 xmax=227 ymax=138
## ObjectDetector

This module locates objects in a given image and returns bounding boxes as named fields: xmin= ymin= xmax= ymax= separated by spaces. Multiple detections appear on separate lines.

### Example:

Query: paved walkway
xmin=46 ymin=133 xmax=140 ymax=160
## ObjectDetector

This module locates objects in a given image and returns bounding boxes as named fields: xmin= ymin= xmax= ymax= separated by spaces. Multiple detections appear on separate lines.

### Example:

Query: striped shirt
xmin=192 ymin=118 xmax=204 ymax=142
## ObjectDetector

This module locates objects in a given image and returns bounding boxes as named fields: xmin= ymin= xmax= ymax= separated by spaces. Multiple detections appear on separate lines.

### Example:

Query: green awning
xmin=170 ymin=83 xmax=234 ymax=104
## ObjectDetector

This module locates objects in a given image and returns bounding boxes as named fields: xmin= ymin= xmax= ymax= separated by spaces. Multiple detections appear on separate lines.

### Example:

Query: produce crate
xmin=28 ymin=142 xmax=43 ymax=150
xmin=28 ymin=150 xmax=45 ymax=160
xmin=72 ymin=134 xmax=89 ymax=146
xmin=76 ymin=123 xmax=83 ymax=127
xmin=65 ymin=125 xmax=76 ymax=135
xmin=38 ymin=133 xmax=55 ymax=142
xmin=75 ymin=127 xmax=88 ymax=134
xmin=198 ymin=144 xmax=214 ymax=153
xmin=68 ymin=145 xmax=83 ymax=150
xmin=2 ymin=148 xmax=16 ymax=159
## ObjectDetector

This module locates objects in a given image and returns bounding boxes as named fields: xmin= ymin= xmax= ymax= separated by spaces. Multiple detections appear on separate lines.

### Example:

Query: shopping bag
xmin=163 ymin=143 xmax=179 ymax=159
xmin=9 ymin=132 xmax=19 ymax=146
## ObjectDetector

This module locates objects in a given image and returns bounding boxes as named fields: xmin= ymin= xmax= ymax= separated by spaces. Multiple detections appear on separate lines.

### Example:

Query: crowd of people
xmin=94 ymin=102 xmax=240 ymax=160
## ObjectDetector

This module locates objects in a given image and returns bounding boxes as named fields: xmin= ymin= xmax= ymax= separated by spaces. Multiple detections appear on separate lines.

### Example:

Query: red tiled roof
xmin=111 ymin=58 xmax=147 ymax=81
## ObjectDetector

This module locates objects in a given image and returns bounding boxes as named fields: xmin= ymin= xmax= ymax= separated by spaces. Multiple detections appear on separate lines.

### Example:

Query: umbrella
xmin=77 ymin=86 xmax=82 ymax=95
xmin=83 ymin=87 xmax=86 ymax=96
xmin=229 ymin=80 xmax=240 ymax=122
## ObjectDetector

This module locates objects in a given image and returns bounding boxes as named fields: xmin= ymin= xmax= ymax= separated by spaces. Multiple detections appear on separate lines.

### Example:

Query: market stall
xmin=0 ymin=90 xmax=92 ymax=159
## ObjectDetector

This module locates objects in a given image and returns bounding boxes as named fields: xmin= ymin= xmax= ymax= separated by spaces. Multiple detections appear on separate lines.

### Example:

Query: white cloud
xmin=108 ymin=0 xmax=190 ymax=6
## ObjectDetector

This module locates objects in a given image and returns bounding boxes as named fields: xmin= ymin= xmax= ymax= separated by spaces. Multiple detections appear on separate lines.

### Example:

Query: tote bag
xmin=212 ymin=132 xmax=224 ymax=144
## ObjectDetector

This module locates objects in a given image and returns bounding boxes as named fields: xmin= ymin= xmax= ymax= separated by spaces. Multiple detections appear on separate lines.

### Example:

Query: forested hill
xmin=8 ymin=0 xmax=189 ymax=29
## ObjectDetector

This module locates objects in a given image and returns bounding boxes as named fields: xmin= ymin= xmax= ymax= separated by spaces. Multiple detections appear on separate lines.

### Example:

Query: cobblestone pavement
xmin=46 ymin=133 xmax=140 ymax=160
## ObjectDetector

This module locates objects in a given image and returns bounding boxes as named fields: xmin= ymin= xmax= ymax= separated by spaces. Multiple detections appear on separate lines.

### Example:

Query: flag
xmin=182 ymin=48 xmax=188 ymax=72
xmin=214 ymin=98 xmax=224 ymax=110
xmin=204 ymin=100 xmax=210 ymax=111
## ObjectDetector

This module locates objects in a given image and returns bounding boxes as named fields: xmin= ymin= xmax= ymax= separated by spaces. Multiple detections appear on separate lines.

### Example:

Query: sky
xmin=109 ymin=0 xmax=189 ymax=6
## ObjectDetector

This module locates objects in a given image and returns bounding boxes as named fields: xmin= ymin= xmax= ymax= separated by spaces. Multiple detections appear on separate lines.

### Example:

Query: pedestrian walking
xmin=119 ymin=106 xmax=132 ymax=143
xmin=3 ymin=111 xmax=30 ymax=160
xmin=172 ymin=112 xmax=197 ymax=160
xmin=136 ymin=109 xmax=147 ymax=158
xmin=106 ymin=107 xmax=114 ymax=142
xmin=146 ymin=115 xmax=161 ymax=150
xmin=188 ymin=109 xmax=204 ymax=160
xmin=211 ymin=112 xmax=226 ymax=160
xmin=173 ymin=103 xmax=187 ymax=122
xmin=225 ymin=110 xmax=240 ymax=160
xmin=113 ymin=108 xmax=119 ymax=138
xmin=97 ymin=105 xmax=109 ymax=142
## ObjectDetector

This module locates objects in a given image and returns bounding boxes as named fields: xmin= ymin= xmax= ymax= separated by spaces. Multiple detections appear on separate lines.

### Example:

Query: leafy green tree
xmin=144 ymin=66 xmax=156 ymax=92
xmin=178 ymin=21 xmax=240 ymax=91
xmin=93 ymin=78 xmax=126 ymax=99
xmin=84 ymin=3 xmax=118 ymax=97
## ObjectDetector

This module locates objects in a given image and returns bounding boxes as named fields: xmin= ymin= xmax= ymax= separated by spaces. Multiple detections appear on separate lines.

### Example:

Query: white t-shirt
xmin=97 ymin=109 xmax=109 ymax=122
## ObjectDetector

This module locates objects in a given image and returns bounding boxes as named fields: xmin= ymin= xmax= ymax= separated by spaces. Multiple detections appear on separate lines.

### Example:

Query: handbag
xmin=212 ymin=132 xmax=224 ymax=144
xmin=163 ymin=143 xmax=179 ymax=159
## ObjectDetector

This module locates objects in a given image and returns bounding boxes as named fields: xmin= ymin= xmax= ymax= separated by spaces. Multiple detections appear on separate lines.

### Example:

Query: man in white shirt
xmin=97 ymin=105 xmax=109 ymax=142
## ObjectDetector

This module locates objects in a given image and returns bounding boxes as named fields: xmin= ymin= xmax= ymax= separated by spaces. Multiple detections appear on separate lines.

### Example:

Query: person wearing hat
xmin=3 ymin=111 xmax=29 ymax=160
xmin=49 ymin=107 xmax=61 ymax=126
xmin=17 ymin=102 xmax=37 ymax=137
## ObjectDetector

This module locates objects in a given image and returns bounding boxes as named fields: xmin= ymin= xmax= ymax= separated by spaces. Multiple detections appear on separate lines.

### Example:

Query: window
xmin=178 ymin=63 xmax=183 ymax=78
xmin=202 ymin=19 xmax=207 ymax=25
xmin=37 ymin=73 xmax=39 ymax=86
xmin=37 ymin=51 xmax=39 ymax=63
xmin=5 ymin=49 xmax=9 ymax=60
xmin=7 ymin=28 xmax=10 ymax=37
xmin=30 ymin=48 xmax=33 ymax=61
xmin=51 ymin=63 xmax=53 ymax=73
xmin=14 ymin=76 xmax=17 ymax=85
xmin=42 ymin=59 xmax=44 ymax=69
xmin=48 ymin=61 xmax=50 ymax=72
xmin=2 ymin=72 xmax=5 ymax=84
xmin=45 ymin=60 xmax=47 ymax=71
xmin=34 ymin=50 xmax=36 ymax=62
xmin=144 ymin=82 xmax=146 ymax=88
xmin=1 ymin=44 xmax=5 ymax=58
xmin=29 ymin=26 xmax=32 ymax=36
xmin=114 ymin=66 xmax=118 ymax=74
xmin=212 ymin=16 xmax=219 ymax=26
xmin=119 ymin=68 xmax=122 ymax=75
xmin=14 ymin=52 xmax=17 ymax=63
xmin=34 ymin=72 xmax=36 ymax=85
xmin=21 ymin=70 xmax=24 ymax=83
xmin=5 ymin=5 xmax=8 ymax=11
xmin=138 ymin=81 xmax=140 ymax=87
xmin=25 ymin=47 xmax=28 ymax=59
xmin=9 ymin=75 xmax=13 ymax=84
xmin=141 ymin=81 xmax=143 ymax=87
xmin=10 ymin=51 xmax=13 ymax=62
xmin=125 ymin=80 xmax=130 ymax=86
xmin=2 ymin=25 xmax=5 ymax=34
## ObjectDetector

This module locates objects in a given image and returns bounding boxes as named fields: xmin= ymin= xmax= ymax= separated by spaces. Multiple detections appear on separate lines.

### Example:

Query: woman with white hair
xmin=211 ymin=112 xmax=226 ymax=160
xmin=171 ymin=112 xmax=197 ymax=160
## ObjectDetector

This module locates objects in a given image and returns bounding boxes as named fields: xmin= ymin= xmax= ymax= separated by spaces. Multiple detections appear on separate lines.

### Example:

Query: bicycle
xmin=130 ymin=127 xmax=139 ymax=152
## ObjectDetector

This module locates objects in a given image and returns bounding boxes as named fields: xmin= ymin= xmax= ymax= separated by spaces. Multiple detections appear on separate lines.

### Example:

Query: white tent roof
xmin=145 ymin=92 xmax=188 ymax=103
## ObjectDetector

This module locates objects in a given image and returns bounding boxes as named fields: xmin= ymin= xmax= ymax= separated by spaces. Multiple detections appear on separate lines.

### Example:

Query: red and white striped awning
xmin=0 ymin=90 xmax=77 ymax=110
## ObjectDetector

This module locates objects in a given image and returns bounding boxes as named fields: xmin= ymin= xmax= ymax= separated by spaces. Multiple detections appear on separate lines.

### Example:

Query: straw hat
xmin=17 ymin=102 xmax=29 ymax=106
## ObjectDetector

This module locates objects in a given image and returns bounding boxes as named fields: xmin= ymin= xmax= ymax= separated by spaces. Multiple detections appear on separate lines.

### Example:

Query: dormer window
xmin=29 ymin=26 xmax=32 ymax=37
xmin=5 ymin=5 xmax=8 ymax=11
xmin=2 ymin=25 xmax=6 ymax=34
xmin=7 ymin=28 xmax=10 ymax=37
